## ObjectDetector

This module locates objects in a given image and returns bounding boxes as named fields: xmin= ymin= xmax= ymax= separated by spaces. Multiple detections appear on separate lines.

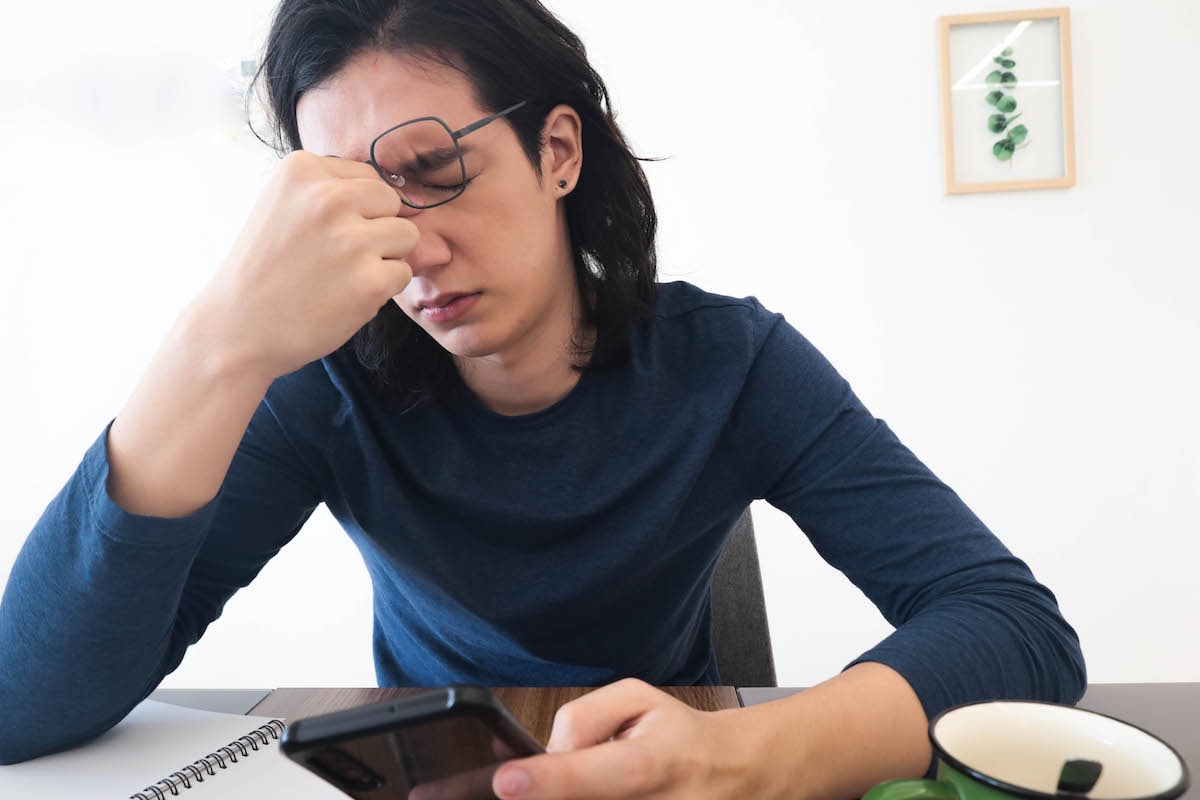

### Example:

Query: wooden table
xmin=151 ymin=683 xmax=1196 ymax=797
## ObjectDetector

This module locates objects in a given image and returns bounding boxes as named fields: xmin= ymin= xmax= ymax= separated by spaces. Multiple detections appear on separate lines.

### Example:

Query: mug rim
xmin=928 ymin=700 xmax=1191 ymax=800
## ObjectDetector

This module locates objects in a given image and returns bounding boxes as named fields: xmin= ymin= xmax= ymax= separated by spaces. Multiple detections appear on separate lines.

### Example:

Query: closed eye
xmin=423 ymin=177 xmax=473 ymax=191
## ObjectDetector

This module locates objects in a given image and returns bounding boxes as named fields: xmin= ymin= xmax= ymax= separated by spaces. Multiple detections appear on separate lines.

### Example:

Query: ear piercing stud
xmin=558 ymin=180 xmax=568 ymax=189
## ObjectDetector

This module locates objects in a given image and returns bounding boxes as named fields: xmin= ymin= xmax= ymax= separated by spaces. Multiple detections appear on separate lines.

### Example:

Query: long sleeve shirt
xmin=0 ymin=281 xmax=1085 ymax=764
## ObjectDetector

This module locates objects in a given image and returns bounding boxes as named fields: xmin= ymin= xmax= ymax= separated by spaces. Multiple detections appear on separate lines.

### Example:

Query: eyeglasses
xmin=366 ymin=100 xmax=528 ymax=209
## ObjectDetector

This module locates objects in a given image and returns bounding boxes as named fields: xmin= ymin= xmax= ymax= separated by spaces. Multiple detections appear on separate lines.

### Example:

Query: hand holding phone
xmin=280 ymin=686 xmax=543 ymax=799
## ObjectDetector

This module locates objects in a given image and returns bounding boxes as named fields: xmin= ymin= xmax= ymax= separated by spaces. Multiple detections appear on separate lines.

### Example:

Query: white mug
xmin=864 ymin=701 xmax=1189 ymax=800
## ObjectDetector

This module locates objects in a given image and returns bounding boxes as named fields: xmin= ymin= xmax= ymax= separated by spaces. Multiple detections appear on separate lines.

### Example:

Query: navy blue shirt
xmin=0 ymin=281 xmax=1085 ymax=763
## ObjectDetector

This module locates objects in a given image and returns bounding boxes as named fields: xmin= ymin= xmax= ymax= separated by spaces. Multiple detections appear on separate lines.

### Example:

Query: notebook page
xmin=0 ymin=699 xmax=346 ymax=798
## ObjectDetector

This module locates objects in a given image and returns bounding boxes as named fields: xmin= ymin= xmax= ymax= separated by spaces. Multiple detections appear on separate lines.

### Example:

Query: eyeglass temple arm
xmin=452 ymin=100 xmax=528 ymax=140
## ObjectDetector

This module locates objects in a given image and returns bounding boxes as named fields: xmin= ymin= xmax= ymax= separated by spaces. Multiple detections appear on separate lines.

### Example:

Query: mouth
xmin=417 ymin=291 xmax=480 ymax=310
xmin=416 ymin=291 xmax=482 ymax=323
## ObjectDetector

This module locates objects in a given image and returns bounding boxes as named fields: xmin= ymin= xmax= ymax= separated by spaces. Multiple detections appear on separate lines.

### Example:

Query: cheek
xmin=483 ymin=193 xmax=559 ymax=269
xmin=475 ymin=162 xmax=556 ymax=239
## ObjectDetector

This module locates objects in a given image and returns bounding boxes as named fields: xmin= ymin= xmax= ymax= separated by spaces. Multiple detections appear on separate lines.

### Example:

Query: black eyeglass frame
xmin=367 ymin=100 xmax=529 ymax=209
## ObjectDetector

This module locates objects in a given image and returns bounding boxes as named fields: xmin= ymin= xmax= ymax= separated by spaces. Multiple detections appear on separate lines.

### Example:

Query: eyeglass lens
xmin=372 ymin=119 xmax=466 ymax=208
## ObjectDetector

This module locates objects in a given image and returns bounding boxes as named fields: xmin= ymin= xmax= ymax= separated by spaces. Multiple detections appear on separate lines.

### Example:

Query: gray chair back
xmin=710 ymin=507 xmax=777 ymax=687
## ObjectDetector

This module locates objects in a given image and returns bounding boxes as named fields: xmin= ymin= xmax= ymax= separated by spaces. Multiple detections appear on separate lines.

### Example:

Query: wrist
xmin=728 ymin=664 xmax=932 ymax=800
xmin=715 ymin=703 xmax=812 ymax=800
xmin=177 ymin=290 xmax=278 ymax=391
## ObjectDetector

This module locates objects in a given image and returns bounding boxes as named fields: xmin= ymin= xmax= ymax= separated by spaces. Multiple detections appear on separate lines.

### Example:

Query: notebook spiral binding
xmin=128 ymin=718 xmax=286 ymax=800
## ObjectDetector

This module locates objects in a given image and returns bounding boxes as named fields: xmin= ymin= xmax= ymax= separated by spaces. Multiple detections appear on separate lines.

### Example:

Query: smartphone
xmin=280 ymin=686 xmax=545 ymax=799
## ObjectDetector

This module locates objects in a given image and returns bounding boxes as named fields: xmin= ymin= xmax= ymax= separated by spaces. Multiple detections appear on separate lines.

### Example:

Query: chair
xmin=710 ymin=507 xmax=777 ymax=687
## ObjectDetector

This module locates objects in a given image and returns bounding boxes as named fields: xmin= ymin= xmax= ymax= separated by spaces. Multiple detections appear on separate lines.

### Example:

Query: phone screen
xmin=300 ymin=713 xmax=528 ymax=799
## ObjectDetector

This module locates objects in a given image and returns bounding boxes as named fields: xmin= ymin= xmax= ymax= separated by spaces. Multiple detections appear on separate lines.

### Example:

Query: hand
xmin=489 ymin=679 xmax=766 ymax=800
xmin=198 ymin=150 xmax=418 ymax=382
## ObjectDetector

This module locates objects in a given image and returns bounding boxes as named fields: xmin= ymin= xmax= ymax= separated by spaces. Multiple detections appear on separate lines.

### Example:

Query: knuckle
xmin=380 ymin=262 xmax=412 ymax=298
xmin=551 ymin=705 xmax=580 ymax=740
xmin=282 ymin=148 xmax=312 ymax=163
xmin=616 ymin=677 xmax=649 ymax=694
xmin=373 ymin=182 xmax=405 ymax=215
xmin=308 ymin=182 xmax=350 ymax=220
xmin=548 ymin=706 xmax=594 ymax=751
xmin=365 ymin=269 xmax=396 ymax=300
xmin=278 ymin=149 xmax=316 ymax=178
xmin=393 ymin=261 xmax=414 ymax=292
xmin=392 ymin=217 xmax=420 ymax=249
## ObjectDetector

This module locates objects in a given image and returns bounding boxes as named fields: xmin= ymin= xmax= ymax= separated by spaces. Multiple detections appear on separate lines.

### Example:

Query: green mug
xmin=863 ymin=701 xmax=1189 ymax=800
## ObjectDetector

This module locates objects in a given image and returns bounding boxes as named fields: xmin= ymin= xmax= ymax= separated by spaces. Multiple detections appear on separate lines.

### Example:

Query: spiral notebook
xmin=0 ymin=699 xmax=346 ymax=798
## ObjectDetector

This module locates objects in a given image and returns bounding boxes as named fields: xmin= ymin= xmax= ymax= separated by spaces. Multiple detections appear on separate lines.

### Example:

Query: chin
xmin=431 ymin=327 xmax=501 ymax=360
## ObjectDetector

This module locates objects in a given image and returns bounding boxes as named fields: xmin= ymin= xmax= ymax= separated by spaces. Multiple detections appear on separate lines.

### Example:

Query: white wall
xmin=0 ymin=0 xmax=1196 ymax=690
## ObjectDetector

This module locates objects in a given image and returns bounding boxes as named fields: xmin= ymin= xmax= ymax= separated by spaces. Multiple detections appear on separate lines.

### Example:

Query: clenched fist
xmin=200 ymin=149 xmax=418 ymax=381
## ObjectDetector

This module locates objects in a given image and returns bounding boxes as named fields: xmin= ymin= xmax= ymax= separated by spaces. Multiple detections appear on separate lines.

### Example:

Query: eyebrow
xmin=332 ymin=143 xmax=473 ymax=167
xmin=401 ymin=144 xmax=465 ymax=172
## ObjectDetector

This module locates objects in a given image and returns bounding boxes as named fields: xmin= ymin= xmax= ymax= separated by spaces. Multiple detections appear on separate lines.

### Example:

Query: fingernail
xmin=496 ymin=766 xmax=532 ymax=796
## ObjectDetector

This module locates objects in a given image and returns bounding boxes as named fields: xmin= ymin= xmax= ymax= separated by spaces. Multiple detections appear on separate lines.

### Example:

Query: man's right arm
xmin=0 ymin=152 xmax=417 ymax=764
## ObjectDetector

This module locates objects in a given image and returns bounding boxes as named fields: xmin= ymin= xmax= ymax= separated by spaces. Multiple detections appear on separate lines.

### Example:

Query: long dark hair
xmin=249 ymin=0 xmax=658 ymax=411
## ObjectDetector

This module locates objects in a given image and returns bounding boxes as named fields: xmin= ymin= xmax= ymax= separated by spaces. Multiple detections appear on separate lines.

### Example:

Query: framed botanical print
xmin=938 ymin=7 xmax=1076 ymax=194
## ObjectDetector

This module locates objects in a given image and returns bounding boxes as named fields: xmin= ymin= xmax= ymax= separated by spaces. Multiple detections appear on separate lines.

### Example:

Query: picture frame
xmin=938 ymin=7 xmax=1076 ymax=195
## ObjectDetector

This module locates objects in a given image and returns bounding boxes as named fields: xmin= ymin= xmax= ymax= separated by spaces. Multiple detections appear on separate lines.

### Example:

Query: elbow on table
xmin=0 ymin=735 xmax=48 ymax=766
xmin=0 ymin=697 xmax=112 ymax=766
xmin=1055 ymin=625 xmax=1088 ymax=706
xmin=1011 ymin=592 xmax=1088 ymax=707
xmin=0 ymin=724 xmax=107 ymax=766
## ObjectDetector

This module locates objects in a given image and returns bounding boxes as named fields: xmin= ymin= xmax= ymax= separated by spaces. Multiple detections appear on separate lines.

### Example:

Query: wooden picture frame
xmin=938 ymin=7 xmax=1076 ymax=195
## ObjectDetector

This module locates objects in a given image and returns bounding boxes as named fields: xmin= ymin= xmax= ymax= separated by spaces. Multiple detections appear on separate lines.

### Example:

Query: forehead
xmin=296 ymin=50 xmax=484 ymax=161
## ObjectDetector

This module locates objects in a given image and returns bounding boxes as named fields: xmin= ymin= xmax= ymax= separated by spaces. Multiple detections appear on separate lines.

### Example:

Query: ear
xmin=540 ymin=104 xmax=582 ymax=196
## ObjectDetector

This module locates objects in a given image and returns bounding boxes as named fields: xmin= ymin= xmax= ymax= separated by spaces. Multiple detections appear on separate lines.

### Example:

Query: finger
xmin=494 ymin=740 xmax=660 ymax=800
xmin=409 ymin=763 xmax=500 ymax=800
xmin=377 ymin=259 xmax=413 ymax=299
xmin=366 ymin=216 xmax=421 ymax=261
xmin=547 ymin=679 xmax=663 ymax=752
xmin=345 ymin=177 xmax=405 ymax=221
xmin=311 ymin=153 xmax=386 ymax=181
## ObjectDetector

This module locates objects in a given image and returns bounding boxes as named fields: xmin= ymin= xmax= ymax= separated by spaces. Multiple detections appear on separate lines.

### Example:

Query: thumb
xmin=493 ymin=740 xmax=658 ymax=800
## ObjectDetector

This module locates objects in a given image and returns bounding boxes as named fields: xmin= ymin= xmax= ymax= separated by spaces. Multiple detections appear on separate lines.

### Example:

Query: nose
xmin=397 ymin=210 xmax=452 ymax=278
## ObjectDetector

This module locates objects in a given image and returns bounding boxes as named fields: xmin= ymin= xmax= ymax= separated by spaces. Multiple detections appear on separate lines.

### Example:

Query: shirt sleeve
xmin=0 ymin=395 xmax=322 ymax=764
xmin=731 ymin=308 xmax=1086 ymax=719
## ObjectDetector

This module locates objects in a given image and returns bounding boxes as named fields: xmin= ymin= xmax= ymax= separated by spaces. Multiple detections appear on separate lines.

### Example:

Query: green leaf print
xmin=984 ymin=48 xmax=1030 ymax=162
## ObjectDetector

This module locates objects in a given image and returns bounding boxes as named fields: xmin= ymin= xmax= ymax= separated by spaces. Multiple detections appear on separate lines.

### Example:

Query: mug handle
xmin=862 ymin=779 xmax=961 ymax=800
